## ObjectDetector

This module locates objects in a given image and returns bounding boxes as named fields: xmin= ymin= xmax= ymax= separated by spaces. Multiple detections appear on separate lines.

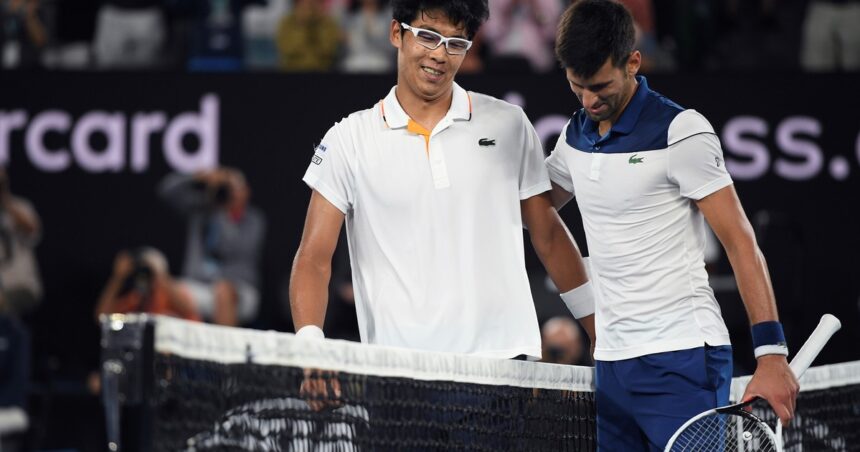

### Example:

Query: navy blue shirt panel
xmin=566 ymin=76 xmax=685 ymax=154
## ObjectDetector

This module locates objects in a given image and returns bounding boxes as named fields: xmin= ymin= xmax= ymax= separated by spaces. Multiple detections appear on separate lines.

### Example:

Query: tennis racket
xmin=664 ymin=314 xmax=842 ymax=452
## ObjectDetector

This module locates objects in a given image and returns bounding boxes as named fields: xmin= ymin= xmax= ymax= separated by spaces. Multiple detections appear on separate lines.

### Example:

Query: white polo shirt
xmin=546 ymin=77 xmax=733 ymax=361
xmin=303 ymin=83 xmax=549 ymax=359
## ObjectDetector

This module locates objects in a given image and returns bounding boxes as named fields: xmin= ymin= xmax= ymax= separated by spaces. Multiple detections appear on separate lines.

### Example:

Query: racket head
xmin=665 ymin=403 xmax=780 ymax=452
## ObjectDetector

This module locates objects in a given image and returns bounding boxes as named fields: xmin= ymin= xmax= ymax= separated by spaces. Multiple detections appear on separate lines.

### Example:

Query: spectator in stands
xmin=158 ymin=167 xmax=265 ymax=326
xmin=541 ymin=316 xmax=588 ymax=366
xmin=92 ymin=0 xmax=166 ymax=68
xmin=0 ymin=0 xmax=47 ymax=69
xmin=242 ymin=0 xmax=292 ymax=69
xmin=0 ymin=167 xmax=42 ymax=319
xmin=482 ymin=0 xmax=561 ymax=73
xmin=94 ymin=247 xmax=199 ymax=321
xmin=340 ymin=0 xmax=395 ymax=73
xmin=166 ymin=0 xmax=264 ymax=71
xmin=800 ymin=0 xmax=860 ymax=71
xmin=276 ymin=0 xmax=341 ymax=71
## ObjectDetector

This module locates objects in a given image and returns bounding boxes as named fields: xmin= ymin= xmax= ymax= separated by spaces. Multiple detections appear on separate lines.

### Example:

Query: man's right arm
xmin=289 ymin=190 xmax=345 ymax=335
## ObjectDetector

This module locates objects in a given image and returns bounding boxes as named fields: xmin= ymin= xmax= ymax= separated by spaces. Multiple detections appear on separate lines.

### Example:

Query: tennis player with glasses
xmin=546 ymin=1 xmax=799 ymax=450
xmin=291 ymin=0 xmax=595 ymax=369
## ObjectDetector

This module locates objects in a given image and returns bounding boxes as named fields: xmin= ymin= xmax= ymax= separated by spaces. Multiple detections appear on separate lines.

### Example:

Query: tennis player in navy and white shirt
xmin=547 ymin=78 xmax=735 ymax=362
xmin=549 ymin=1 xmax=799 ymax=451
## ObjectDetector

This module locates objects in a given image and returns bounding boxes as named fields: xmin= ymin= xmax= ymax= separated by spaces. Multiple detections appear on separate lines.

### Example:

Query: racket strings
xmin=669 ymin=413 xmax=778 ymax=452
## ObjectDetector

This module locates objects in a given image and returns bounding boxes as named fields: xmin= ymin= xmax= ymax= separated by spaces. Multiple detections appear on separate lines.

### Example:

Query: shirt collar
xmin=582 ymin=75 xmax=650 ymax=137
xmin=380 ymin=82 xmax=472 ymax=129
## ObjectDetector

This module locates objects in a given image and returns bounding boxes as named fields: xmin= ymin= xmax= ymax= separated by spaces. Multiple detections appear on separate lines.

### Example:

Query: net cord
xmin=128 ymin=314 xmax=596 ymax=392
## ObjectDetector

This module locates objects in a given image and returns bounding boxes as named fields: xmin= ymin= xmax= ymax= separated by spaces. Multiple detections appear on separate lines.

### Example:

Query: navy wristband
xmin=751 ymin=321 xmax=787 ymax=349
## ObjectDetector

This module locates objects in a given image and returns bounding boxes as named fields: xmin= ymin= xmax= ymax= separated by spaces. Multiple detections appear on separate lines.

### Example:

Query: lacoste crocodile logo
xmin=628 ymin=154 xmax=644 ymax=164
xmin=479 ymin=138 xmax=496 ymax=146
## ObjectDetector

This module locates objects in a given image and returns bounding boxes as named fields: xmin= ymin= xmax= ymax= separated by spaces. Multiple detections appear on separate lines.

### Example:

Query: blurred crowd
xmin=1 ymin=0 xmax=858 ymax=73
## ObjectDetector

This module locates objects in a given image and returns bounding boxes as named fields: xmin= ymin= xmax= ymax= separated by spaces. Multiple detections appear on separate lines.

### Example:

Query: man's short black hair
xmin=392 ymin=0 xmax=489 ymax=40
xmin=555 ymin=0 xmax=635 ymax=78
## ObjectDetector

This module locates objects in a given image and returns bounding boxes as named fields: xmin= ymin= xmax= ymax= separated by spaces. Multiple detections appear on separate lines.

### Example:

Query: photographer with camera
xmin=158 ymin=168 xmax=266 ymax=326
xmin=89 ymin=248 xmax=197 ymax=401
xmin=94 ymin=247 xmax=199 ymax=320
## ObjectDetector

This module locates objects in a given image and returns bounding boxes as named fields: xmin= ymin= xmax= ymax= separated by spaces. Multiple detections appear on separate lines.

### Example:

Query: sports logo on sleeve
xmin=312 ymin=143 xmax=327 ymax=165
xmin=628 ymin=154 xmax=644 ymax=164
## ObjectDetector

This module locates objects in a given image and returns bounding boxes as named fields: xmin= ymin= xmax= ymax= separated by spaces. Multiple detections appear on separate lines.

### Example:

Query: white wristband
xmin=560 ymin=281 xmax=595 ymax=319
xmin=754 ymin=344 xmax=789 ymax=359
xmin=296 ymin=325 xmax=325 ymax=340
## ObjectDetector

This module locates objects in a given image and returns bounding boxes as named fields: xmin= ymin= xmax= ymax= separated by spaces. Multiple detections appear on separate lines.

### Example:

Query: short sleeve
xmin=302 ymin=121 xmax=355 ymax=213
xmin=544 ymin=122 xmax=575 ymax=196
xmin=667 ymin=110 xmax=733 ymax=200
xmin=517 ymin=109 xmax=552 ymax=199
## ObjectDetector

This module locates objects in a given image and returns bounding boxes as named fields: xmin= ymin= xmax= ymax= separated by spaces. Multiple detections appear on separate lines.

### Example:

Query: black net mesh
xmin=752 ymin=383 xmax=860 ymax=451
xmin=102 ymin=315 xmax=860 ymax=452
xmin=152 ymin=354 xmax=596 ymax=451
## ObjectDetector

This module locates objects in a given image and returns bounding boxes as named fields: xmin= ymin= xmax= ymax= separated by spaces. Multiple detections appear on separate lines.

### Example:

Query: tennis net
xmin=731 ymin=360 xmax=860 ymax=451
xmin=100 ymin=314 xmax=595 ymax=451
xmin=100 ymin=314 xmax=860 ymax=451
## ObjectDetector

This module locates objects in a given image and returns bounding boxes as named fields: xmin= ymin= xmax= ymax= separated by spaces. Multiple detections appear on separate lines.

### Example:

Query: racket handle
xmin=788 ymin=314 xmax=841 ymax=379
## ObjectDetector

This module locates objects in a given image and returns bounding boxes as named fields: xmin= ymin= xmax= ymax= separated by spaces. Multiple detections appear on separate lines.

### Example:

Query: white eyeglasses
xmin=400 ymin=23 xmax=473 ymax=55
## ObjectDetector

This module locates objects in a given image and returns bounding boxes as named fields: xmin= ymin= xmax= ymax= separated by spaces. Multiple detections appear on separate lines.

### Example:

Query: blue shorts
xmin=595 ymin=345 xmax=732 ymax=452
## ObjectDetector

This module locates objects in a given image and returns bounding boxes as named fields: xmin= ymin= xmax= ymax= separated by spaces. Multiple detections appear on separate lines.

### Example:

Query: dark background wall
xmin=2 ymin=72 xmax=858 ymax=448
